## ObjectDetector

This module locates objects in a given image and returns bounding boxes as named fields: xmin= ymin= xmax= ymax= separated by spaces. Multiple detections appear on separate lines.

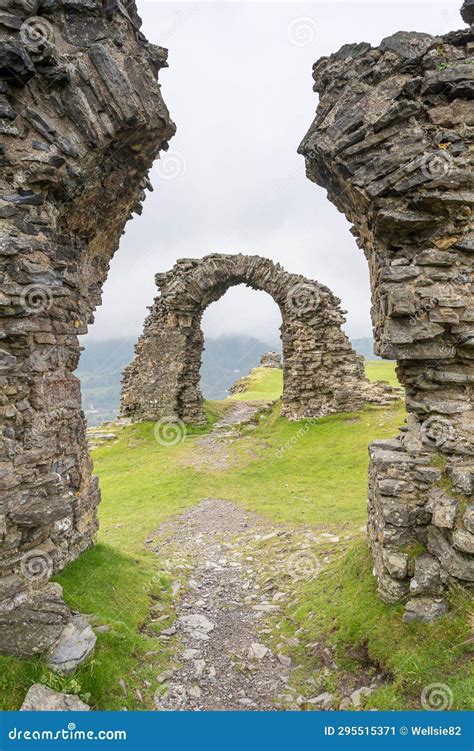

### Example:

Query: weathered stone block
xmin=46 ymin=614 xmax=96 ymax=675
xmin=431 ymin=500 xmax=458 ymax=529
xmin=409 ymin=553 xmax=443 ymax=595
xmin=21 ymin=684 xmax=90 ymax=711
xmin=0 ymin=584 xmax=70 ymax=656
xmin=382 ymin=550 xmax=409 ymax=579
xmin=377 ymin=571 xmax=410 ymax=603
xmin=402 ymin=598 xmax=448 ymax=623
xmin=450 ymin=467 xmax=473 ymax=495
xmin=427 ymin=526 xmax=474 ymax=582
xmin=452 ymin=528 xmax=474 ymax=554
xmin=463 ymin=504 xmax=474 ymax=534
xmin=386 ymin=289 xmax=416 ymax=317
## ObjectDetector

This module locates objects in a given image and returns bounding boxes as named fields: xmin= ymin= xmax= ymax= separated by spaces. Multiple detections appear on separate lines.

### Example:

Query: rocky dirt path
xmin=181 ymin=400 xmax=269 ymax=470
xmin=144 ymin=405 xmax=382 ymax=711
xmin=146 ymin=498 xmax=379 ymax=712
xmin=148 ymin=499 xmax=298 ymax=710
xmin=215 ymin=401 xmax=263 ymax=426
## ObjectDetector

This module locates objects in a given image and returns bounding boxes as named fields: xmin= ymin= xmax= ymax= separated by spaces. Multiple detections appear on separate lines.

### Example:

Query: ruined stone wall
xmin=121 ymin=253 xmax=396 ymax=424
xmin=299 ymin=7 xmax=473 ymax=620
xmin=260 ymin=351 xmax=282 ymax=368
xmin=0 ymin=0 xmax=174 ymax=654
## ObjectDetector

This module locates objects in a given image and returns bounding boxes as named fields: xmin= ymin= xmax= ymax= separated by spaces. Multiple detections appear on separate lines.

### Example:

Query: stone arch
xmin=0 ymin=2 xmax=174 ymax=654
xmin=121 ymin=253 xmax=396 ymax=423
xmin=298 ymin=7 xmax=473 ymax=620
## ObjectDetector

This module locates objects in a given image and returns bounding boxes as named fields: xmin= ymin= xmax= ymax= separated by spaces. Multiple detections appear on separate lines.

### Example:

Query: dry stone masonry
xmin=259 ymin=351 xmax=282 ymax=368
xmin=0 ymin=0 xmax=174 ymax=655
xmin=121 ymin=253 xmax=397 ymax=424
xmin=299 ymin=4 xmax=473 ymax=620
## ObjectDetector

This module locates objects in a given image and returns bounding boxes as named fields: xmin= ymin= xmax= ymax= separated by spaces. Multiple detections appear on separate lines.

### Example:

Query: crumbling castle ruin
xmin=0 ymin=0 xmax=174 ymax=654
xmin=120 ymin=254 xmax=395 ymax=424
xmin=0 ymin=0 xmax=472 ymax=666
xmin=299 ymin=3 xmax=473 ymax=620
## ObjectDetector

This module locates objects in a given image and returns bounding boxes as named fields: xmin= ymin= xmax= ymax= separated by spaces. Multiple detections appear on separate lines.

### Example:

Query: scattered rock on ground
xmin=21 ymin=685 xmax=90 ymax=711
xmin=307 ymin=692 xmax=334 ymax=709
xmin=350 ymin=686 xmax=374 ymax=708
xmin=46 ymin=615 xmax=96 ymax=675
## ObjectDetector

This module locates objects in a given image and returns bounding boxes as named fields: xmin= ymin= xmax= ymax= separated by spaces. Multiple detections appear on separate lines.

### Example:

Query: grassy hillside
xmin=229 ymin=366 xmax=283 ymax=402
xmin=1 ymin=363 xmax=471 ymax=711
xmin=365 ymin=360 xmax=399 ymax=388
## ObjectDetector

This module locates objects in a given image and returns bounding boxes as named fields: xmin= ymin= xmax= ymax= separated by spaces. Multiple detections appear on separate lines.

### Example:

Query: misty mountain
xmin=351 ymin=337 xmax=381 ymax=361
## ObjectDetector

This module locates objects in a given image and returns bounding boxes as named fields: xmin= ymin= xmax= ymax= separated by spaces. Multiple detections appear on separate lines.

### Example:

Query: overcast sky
xmin=85 ymin=0 xmax=461 ymax=345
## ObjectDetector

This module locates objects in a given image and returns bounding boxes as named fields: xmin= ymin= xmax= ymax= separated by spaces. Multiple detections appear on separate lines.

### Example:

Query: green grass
xmin=228 ymin=366 xmax=283 ymax=402
xmin=0 ymin=542 xmax=176 ymax=710
xmin=1 ymin=361 xmax=470 ymax=711
xmin=365 ymin=360 xmax=400 ymax=388
xmin=278 ymin=542 xmax=473 ymax=710
xmin=205 ymin=400 xmax=406 ymax=528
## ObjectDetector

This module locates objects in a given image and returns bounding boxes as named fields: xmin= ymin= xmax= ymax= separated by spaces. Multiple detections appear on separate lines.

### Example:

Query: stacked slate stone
xmin=121 ymin=253 xmax=398 ymax=424
xmin=299 ymin=5 xmax=473 ymax=620
xmin=0 ymin=0 xmax=174 ymax=655
xmin=260 ymin=351 xmax=282 ymax=368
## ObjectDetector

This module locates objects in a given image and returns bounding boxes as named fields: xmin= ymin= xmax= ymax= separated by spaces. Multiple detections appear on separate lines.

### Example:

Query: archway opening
xmin=199 ymin=285 xmax=284 ymax=402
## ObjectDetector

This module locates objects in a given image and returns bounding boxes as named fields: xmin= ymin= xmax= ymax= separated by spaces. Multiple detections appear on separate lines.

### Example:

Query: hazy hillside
xmin=76 ymin=338 xmax=136 ymax=426
xmin=351 ymin=337 xmax=381 ymax=360
xmin=200 ymin=335 xmax=281 ymax=400
xmin=76 ymin=334 xmax=377 ymax=426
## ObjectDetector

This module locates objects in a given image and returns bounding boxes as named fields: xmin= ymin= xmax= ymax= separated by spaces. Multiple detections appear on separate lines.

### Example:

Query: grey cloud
xmin=86 ymin=1 xmax=458 ymax=344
